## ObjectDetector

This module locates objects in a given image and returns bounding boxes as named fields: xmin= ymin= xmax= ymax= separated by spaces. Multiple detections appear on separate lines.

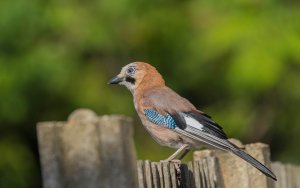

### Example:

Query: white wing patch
xmin=183 ymin=115 xmax=204 ymax=130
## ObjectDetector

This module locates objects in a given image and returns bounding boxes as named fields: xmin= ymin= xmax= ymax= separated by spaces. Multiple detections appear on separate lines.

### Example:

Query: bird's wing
xmin=172 ymin=111 xmax=228 ymax=139
xmin=143 ymin=87 xmax=227 ymax=139
xmin=143 ymin=87 xmax=197 ymax=114
xmin=143 ymin=108 xmax=276 ymax=180
xmin=143 ymin=109 xmax=228 ymax=147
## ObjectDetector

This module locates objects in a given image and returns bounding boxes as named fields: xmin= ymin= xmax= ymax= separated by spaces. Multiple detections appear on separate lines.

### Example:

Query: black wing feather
xmin=171 ymin=112 xmax=187 ymax=129
xmin=171 ymin=111 xmax=277 ymax=181
xmin=172 ymin=111 xmax=228 ymax=139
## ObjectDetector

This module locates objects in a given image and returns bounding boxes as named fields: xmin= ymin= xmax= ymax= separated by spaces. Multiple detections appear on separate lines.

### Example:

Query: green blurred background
xmin=1 ymin=0 xmax=300 ymax=187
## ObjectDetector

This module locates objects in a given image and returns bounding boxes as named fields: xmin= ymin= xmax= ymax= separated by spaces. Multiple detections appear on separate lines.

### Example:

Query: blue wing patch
xmin=144 ymin=109 xmax=176 ymax=129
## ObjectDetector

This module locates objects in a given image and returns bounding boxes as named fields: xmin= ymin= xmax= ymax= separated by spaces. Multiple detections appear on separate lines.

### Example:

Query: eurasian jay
xmin=108 ymin=62 xmax=276 ymax=180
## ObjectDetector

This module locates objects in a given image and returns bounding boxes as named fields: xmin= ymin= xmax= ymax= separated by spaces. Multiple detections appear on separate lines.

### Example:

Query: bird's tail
xmin=174 ymin=128 xmax=277 ymax=180
xmin=229 ymin=143 xmax=277 ymax=181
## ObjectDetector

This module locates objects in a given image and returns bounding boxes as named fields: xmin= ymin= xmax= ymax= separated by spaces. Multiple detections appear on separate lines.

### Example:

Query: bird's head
xmin=108 ymin=62 xmax=165 ymax=93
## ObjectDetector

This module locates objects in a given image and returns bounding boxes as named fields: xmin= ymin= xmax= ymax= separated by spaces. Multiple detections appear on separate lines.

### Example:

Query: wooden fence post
xmin=37 ymin=109 xmax=138 ymax=188
xmin=193 ymin=139 xmax=274 ymax=188
xmin=272 ymin=162 xmax=300 ymax=188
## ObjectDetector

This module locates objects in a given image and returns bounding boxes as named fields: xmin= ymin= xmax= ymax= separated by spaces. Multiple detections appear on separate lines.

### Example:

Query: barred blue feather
xmin=144 ymin=109 xmax=176 ymax=129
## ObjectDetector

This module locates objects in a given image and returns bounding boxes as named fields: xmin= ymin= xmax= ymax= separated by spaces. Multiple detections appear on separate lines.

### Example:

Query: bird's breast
xmin=136 ymin=112 xmax=181 ymax=148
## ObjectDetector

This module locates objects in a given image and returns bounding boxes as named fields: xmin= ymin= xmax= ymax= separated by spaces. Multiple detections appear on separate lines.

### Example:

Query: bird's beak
xmin=108 ymin=76 xmax=123 ymax=84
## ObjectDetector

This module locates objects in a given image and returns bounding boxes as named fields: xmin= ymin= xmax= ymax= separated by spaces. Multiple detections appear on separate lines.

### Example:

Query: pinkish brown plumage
xmin=108 ymin=62 xmax=277 ymax=180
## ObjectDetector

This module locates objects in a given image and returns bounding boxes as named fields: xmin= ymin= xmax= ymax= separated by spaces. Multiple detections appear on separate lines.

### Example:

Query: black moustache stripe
xmin=125 ymin=76 xmax=136 ymax=84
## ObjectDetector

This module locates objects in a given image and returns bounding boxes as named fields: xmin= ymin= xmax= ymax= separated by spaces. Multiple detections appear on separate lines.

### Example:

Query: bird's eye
xmin=127 ymin=67 xmax=136 ymax=75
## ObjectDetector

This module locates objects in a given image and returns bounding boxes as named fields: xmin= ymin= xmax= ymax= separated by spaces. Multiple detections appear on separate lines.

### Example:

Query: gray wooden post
xmin=272 ymin=162 xmax=300 ymax=188
xmin=245 ymin=142 xmax=274 ymax=188
xmin=193 ymin=139 xmax=274 ymax=188
xmin=37 ymin=109 xmax=138 ymax=188
xmin=272 ymin=162 xmax=287 ymax=188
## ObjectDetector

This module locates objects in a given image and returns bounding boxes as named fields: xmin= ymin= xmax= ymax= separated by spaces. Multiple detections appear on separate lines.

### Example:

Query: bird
xmin=108 ymin=62 xmax=277 ymax=181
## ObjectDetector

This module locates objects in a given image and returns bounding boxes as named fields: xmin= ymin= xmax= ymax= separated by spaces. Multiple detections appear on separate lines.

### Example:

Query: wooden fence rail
xmin=37 ymin=109 xmax=300 ymax=188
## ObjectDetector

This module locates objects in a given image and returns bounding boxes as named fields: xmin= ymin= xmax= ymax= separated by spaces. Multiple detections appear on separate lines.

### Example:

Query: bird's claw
xmin=160 ymin=159 xmax=181 ymax=163
xmin=160 ymin=159 xmax=182 ymax=174
xmin=170 ymin=159 xmax=181 ymax=164
xmin=170 ymin=160 xmax=181 ymax=174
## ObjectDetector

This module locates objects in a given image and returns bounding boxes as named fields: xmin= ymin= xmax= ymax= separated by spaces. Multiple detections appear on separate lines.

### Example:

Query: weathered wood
xmin=180 ymin=164 xmax=190 ymax=188
xmin=288 ymin=164 xmax=300 ymax=188
xmin=193 ymin=161 xmax=201 ymax=188
xmin=200 ymin=157 xmax=222 ymax=188
xmin=151 ymin=162 xmax=160 ymax=188
xmin=163 ymin=162 xmax=172 ymax=188
xmin=272 ymin=162 xmax=300 ymax=188
xmin=137 ymin=158 xmax=221 ymax=188
xmin=194 ymin=157 xmax=222 ymax=188
xmin=37 ymin=109 xmax=138 ymax=188
xmin=245 ymin=143 xmax=274 ymax=188
xmin=136 ymin=147 xmax=300 ymax=188
xmin=144 ymin=160 xmax=153 ymax=187
xmin=37 ymin=122 xmax=65 ymax=188
xmin=193 ymin=140 xmax=273 ymax=188
xmin=61 ymin=110 xmax=101 ymax=188
xmin=288 ymin=163 xmax=300 ymax=188
xmin=37 ymin=110 xmax=300 ymax=188
xmin=137 ymin=160 xmax=146 ymax=188
xmin=188 ymin=161 xmax=195 ymax=188
xmin=169 ymin=163 xmax=177 ymax=188
xmin=272 ymin=162 xmax=287 ymax=188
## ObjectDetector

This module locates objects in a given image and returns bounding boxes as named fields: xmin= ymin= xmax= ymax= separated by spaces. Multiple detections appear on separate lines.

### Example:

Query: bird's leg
xmin=177 ymin=149 xmax=190 ymax=160
xmin=160 ymin=144 xmax=189 ymax=176
xmin=162 ymin=144 xmax=189 ymax=162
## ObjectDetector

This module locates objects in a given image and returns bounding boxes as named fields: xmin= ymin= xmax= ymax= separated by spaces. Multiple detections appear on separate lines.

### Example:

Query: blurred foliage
xmin=0 ymin=0 xmax=300 ymax=187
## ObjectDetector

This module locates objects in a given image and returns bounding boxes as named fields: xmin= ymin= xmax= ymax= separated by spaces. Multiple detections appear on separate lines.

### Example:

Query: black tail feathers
xmin=230 ymin=144 xmax=277 ymax=181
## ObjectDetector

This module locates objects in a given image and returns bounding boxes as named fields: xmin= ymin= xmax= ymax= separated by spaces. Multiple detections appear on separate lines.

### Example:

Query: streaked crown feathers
xmin=113 ymin=62 xmax=165 ymax=92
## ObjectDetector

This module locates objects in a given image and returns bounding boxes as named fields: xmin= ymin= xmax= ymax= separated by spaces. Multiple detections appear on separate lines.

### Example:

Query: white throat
xmin=120 ymin=81 xmax=135 ymax=94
